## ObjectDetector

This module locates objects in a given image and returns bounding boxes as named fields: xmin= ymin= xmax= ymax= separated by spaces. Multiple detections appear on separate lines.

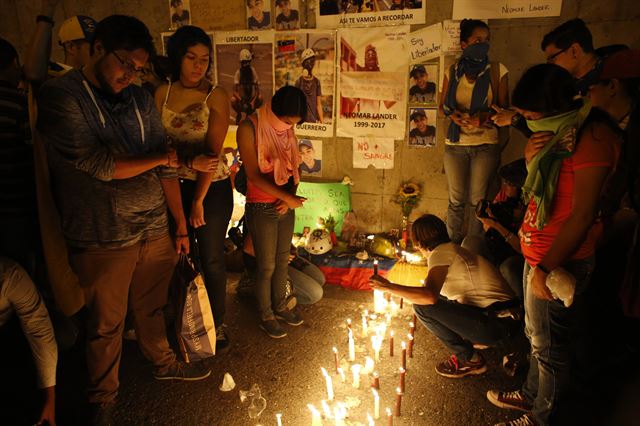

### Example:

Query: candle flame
xmin=320 ymin=367 xmax=329 ymax=377
xmin=401 ymin=341 xmax=406 ymax=349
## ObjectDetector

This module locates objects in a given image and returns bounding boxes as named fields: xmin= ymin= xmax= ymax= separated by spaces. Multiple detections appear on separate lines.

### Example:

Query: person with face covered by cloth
xmin=232 ymin=49 xmax=263 ymax=125
xmin=295 ymin=48 xmax=324 ymax=123
xmin=440 ymin=19 xmax=509 ymax=244
xmin=487 ymin=64 xmax=622 ymax=426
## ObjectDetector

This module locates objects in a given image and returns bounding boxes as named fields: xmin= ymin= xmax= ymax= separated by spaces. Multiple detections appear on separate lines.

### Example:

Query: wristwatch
xmin=511 ymin=112 xmax=523 ymax=127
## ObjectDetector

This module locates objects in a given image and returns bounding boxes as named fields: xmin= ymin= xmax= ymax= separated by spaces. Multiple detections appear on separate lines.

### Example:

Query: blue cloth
xmin=443 ymin=45 xmax=493 ymax=143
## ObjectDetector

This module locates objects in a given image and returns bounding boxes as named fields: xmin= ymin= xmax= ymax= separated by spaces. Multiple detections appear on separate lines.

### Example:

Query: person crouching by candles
xmin=368 ymin=214 xmax=517 ymax=378
xmin=237 ymin=86 xmax=308 ymax=338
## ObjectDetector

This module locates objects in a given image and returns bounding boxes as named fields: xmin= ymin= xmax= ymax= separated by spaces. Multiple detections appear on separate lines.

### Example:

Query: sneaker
xmin=215 ymin=324 xmax=230 ymax=353
xmin=495 ymin=413 xmax=536 ymax=426
xmin=154 ymin=361 xmax=211 ymax=381
xmin=487 ymin=389 xmax=533 ymax=412
xmin=435 ymin=354 xmax=487 ymax=378
xmin=259 ymin=318 xmax=287 ymax=338
xmin=88 ymin=401 xmax=115 ymax=426
xmin=275 ymin=307 xmax=304 ymax=326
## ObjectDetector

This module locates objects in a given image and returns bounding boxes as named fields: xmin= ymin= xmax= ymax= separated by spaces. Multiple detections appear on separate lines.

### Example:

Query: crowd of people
xmin=0 ymin=4 xmax=638 ymax=426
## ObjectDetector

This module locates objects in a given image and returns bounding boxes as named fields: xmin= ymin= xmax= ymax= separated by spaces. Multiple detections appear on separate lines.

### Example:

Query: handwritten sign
xmin=442 ymin=20 xmax=462 ymax=54
xmin=295 ymin=182 xmax=351 ymax=234
xmin=409 ymin=23 xmax=443 ymax=64
xmin=452 ymin=0 xmax=562 ymax=20
xmin=352 ymin=137 xmax=394 ymax=170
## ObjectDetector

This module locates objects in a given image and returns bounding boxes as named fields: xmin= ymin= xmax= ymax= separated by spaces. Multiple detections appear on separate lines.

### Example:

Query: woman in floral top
xmin=155 ymin=26 xmax=232 ymax=352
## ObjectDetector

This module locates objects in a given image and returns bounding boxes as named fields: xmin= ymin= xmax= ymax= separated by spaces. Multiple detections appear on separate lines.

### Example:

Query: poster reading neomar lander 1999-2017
xmin=337 ymin=26 xmax=409 ymax=139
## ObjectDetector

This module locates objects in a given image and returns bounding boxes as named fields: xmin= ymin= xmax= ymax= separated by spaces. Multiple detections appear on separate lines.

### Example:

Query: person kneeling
xmin=369 ymin=214 xmax=517 ymax=378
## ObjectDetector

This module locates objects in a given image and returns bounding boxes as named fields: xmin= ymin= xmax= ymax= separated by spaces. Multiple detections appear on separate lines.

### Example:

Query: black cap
xmin=410 ymin=110 xmax=426 ymax=121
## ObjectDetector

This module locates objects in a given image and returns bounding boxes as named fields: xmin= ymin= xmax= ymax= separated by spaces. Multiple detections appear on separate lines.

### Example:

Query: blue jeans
xmin=444 ymin=143 xmax=500 ymax=243
xmin=288 ymin=256 xmax=325 ymax=305
xmin=413 ymin=297 xmax=514 ymax=361
xmin=245 ymin=203 xmax=295 ymax=320
xmin=180 ymin=178 xmax=233 ymax=326
xmin=521 ymin=258 xmax=594 ymax=425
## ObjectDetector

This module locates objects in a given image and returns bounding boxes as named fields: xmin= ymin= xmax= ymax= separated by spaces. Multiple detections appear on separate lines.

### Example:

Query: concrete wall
xmin=2 ymin=0 xmax=639 ymax=232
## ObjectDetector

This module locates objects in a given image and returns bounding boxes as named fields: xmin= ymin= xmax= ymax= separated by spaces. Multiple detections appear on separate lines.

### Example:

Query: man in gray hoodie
xmin=37 ymin=15 xmax=209 ymax=424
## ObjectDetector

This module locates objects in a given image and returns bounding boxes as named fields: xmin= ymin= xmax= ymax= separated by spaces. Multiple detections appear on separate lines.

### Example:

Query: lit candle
xmin=321 ymin=400 xmax=332 ymax=419
xmin=276 ymin=413 xmax=283 ymax=426
xmin=364 ymin=356 xmax=375 ymax=375
xmin=308 ymin=404 xmax=322 ymax=426
xmin=389 ymin=330 xmax=394 ymax=357
xmin=408 ymin=334 xmax=414 ymax=358
xmin=348 ymin=330 xmax=356 ymax=361
xmin=371 ymin=371 xmax=380 ymax=389
xmin=401 ymin=341 xmax=407 ymax=370
xmin=372 ymin=388 xmax=380 ymax=419
xmin=321 ymin=367 xmax=334 ymax=401
xmin=373 ymin=259 xmax=379 ymax=275
xmin=372 ymin=335 xmax=381 ymax=362
xmin=346 ymin=318 xmax=352 ymax=336
xmin=337 ymin=367 xmax=346 ymax=383
xmin=399 ymin=367 xmax=406 ymax=393
xmin=351 ymin=364 xmax=362 ymax=388
xmin=333 ymin=347 xmax=339 ymax=373
xmin=373 ymin=290 xmax=386 ymax=313
xmin=385 ymin=313 xmax=392 ymax=325
xmin=387 ymin=407 xmax=393 ymax=425
xmin=390 ymin=300 xmax=399 ymax=316
xmin=367 ymin=413 xmax=375 ymax=426
xmin=395 ymin=387 xmax=403 ymax=417
xmin=361 ymin=311 xmax=369 ymax=337
xmin=412 ymin=313 xmax=417 ymax=326
xmin=409 ymin=321 xmax=416 ymax=338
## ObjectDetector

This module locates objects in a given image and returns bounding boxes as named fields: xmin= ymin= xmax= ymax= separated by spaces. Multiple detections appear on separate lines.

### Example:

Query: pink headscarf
xmin=255 ymin=101 xmax=301 ymax=186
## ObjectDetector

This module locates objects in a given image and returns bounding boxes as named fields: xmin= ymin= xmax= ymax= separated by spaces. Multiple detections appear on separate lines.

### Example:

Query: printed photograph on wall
xmin=408 ymin=62 xmax=438 ymax=105
xmin=274 ymin=30 xmax=336 ymax=137
xmin=169 ymin=0 xmax=191 ymax=29
xmin=214 ymin=31 xmax=274 ymax=126
xmin=246 ymin=0 xmax=273 ymax=30
xmin=407 ymin=107 xmax=436 ymax=148
xmin=337 ymin=26 xmax=409 ymax=139
xmin=316 ymin=0 xmax=425 ymax=29
xmin=275 ymin=0 xmax=300 ymax=30
xmin=299 ymin=139 xmax=323 ymax=177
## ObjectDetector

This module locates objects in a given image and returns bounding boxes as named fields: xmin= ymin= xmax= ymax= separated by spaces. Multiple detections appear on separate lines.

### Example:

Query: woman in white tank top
xmin=155 ymin=26 xmax=233 ymax=352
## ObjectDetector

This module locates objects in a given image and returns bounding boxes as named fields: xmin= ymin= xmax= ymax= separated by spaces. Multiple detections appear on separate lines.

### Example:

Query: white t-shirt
xmin=428 ymin=242 xmax=513 ymax=308
xmin=446 ymin=63 xmax=508 ymax=146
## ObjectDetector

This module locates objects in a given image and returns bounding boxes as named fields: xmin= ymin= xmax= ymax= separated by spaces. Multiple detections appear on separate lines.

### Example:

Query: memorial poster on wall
xmin=169 ymin=0 xmax=191 ymax=29
xmin=337 ymin=26 xmax=409 ymax=139
xmin=408 ymin=62 xmax=438 ymax=106
xmin=246 ymin=0 xmax=273 ymax=30
xmin=214 ymin=31 xmax=274 ymax=126
xmin=299 ymin=139 xmax=323 ymax=177
xmin=452 ymin=0 xmax=562 ymax=20
xmin=407 ymin=107 xmax=437 ymax=148
xmin=274 ymin=0 xmax=301 ymax=30
xmin=352 ymin=137 xmax=394 ymax=169
xmin=274 ymin=30 xmax=336 ymax=138
xmin=408 ymin=23 xmax=442 ymax=64
xmin=316 ymin=0 xmax=425 ymax=29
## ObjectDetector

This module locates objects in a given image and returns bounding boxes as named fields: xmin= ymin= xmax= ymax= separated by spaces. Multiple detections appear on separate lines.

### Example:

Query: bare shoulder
xmin=154 ymin=83 xmax=169 ymax=105
xmin=208 ymin=86 xmax=230 ymax=107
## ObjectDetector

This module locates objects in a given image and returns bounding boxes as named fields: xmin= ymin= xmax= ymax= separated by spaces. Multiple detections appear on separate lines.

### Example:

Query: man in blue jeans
xmin=369 ymin=214 xmax=517 ymax=378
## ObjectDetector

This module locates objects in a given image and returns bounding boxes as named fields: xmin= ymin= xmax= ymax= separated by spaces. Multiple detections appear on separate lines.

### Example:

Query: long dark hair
xmin=166 ymin=25 xmax=212 ymax=82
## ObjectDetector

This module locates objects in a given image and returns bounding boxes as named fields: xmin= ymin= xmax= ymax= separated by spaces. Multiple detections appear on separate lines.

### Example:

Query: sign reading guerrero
xmin=274 ymin=30 xmax=336 ymax=138
xmin=316 ymin=1 xmax=425 ymax=29
xmin=452 ymin=0 xmax=562 ymax=19
xmin=337 ymin=26 xmax=409 ymax=139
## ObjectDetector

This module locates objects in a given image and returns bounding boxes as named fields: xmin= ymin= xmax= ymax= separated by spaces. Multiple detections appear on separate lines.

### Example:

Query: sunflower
xmin=399 ymin=182 xmax=421 ymax=198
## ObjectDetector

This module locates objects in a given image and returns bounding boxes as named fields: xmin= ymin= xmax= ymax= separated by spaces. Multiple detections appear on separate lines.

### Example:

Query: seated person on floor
xmin=369 ymin=214 xmax=517 ymax=379
xmin=234 ymin=223 xmax=325 ymax=305
xmin=1 ymin=257 xmax=57 ymax=426
xmin=462 ymin=159 xmax=527 ymax=300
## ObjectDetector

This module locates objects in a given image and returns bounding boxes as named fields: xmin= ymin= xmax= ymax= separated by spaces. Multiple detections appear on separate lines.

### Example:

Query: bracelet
xmin=537 ymin=263 xmax=551 ymax=274
xmin=36 ymin=15 xmax=54 ymax=25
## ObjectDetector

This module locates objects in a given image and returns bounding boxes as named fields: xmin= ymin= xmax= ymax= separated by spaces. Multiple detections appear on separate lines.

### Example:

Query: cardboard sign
xmin=442 ymin=20 xmax=461 ymax=54
xmin=294 ymin=182 xmax=352 ymax=234
xmin=409 ymin=23 xmax=443 ymax=63
xmin=452 ymin=0 xmax=562 ymax=20
xmin=352 ymin=137 xmax=394 ymax=169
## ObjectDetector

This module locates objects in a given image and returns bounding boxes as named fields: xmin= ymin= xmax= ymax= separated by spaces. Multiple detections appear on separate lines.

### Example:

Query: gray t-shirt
xmin=37 ymin=70 xmax=175 ymax=248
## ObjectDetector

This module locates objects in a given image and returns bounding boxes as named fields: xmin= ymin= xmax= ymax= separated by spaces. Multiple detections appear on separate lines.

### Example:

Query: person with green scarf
xmin=487 ymin=64 xmax=621 ymax=426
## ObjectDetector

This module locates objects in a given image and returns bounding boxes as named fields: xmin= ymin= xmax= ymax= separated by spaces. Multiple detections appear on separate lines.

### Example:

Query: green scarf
xmin=522 ymin=101 xmax=592 ymax=229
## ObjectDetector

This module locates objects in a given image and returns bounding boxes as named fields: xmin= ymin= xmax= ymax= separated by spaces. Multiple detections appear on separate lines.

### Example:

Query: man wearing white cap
xmin=295 ymin=48 xmax=324 ymax=123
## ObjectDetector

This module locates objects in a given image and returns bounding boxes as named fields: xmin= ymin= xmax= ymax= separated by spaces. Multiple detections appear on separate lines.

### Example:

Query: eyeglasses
xmin=546 ymin=47 xmax=569 ymax=63
xmin=111 ymin=51 xmax=145 ymax=76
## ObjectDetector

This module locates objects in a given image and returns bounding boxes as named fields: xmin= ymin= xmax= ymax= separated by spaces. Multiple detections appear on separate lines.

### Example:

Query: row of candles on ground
xmin=306 ymin=305 xmax=418 ymax=425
